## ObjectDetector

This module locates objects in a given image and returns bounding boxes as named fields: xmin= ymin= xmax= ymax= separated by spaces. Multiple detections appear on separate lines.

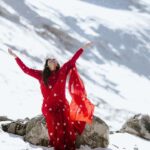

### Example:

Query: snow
xmin=0 ymin=0 xmax=150 ymax=149
xmin=1 ymin=121 xmax=150 ymax=150
xmin=109 ymin=133 xmax=150 ymax=150
xmin=0 ymin=122 xmax=49 ymax=150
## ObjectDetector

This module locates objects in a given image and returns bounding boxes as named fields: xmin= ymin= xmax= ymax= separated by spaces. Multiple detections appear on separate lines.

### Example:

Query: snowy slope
xmin=0 ymin=0 xmax=150 ymax=149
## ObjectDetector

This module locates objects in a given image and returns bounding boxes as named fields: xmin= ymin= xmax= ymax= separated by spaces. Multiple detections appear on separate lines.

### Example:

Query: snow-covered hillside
xmin=0 ymin=0 xmax=150 ymax=149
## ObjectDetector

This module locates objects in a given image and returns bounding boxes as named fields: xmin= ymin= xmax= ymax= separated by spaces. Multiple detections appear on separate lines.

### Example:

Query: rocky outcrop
xmin=36 ymin=24 xmax=82 ymax=51
xmin=120 ymin=114 xmax=150 ymax=140
xmin=0 ymin=5 xmax=20 ymax=23
xmin=1 ymin=115 xmax=109 ymax=148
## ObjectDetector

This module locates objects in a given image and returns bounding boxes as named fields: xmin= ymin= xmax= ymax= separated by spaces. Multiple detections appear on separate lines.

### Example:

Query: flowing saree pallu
xmin=69 ymin=65 xmax=95 ymax=125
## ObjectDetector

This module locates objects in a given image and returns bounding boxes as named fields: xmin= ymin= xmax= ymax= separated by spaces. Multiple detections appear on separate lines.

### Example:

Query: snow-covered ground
xmin=0 ymin=121 xmax=149 ymax=150
xmin=0 ymin=0 xmax=150 ymax=149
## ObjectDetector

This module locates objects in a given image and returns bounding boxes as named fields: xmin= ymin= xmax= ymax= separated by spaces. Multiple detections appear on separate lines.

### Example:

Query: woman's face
xmin=47 ymin=58 xmax=58 ymax=71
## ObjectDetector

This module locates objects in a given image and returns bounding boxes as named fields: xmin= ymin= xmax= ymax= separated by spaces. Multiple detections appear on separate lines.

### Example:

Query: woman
xmin=8 ymin=42 xmax=95 ymax=150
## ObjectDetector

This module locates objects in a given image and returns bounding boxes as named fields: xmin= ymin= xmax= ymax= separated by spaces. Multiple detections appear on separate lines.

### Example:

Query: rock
xmin=36 ymin=24 xmax=82 ymax=52
xmin=120 ymin=114 xmax=150 ymax=140
xmin=0 ymin=5 xmax=20 ymax=23
xmin=1 ymin=115 xmax=109 ymax=148
xmin=24 ymin=115 xmax=49 ymax=146
xmin=76 ymin=116 xmax=109 ymax=148
xmin=2 ymin=118 xmax=29 ymax=136
xmin=0 ymin=116 xmax=13 ymax=122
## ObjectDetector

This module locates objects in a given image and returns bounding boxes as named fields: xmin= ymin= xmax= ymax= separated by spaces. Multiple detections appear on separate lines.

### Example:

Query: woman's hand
xmin=82 ymin=41 xmax=94 ymax=50
xmin=8 ymin=48 xmax=17 ymax=58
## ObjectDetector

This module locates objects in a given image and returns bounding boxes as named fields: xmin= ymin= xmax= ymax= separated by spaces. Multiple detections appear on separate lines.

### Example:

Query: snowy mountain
xmin=0 ymin=0 xmax=150 ymax=149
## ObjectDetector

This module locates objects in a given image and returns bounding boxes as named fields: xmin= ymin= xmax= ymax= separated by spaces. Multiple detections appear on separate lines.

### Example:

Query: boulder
xmin=1 ymin=115 xmax=109 ymax=148
xmin=76 ymin=116 xmax=109 ymax=148
xmin=2 ymin=118 xmax=29 ymax=136
xmin=120 ymin=114 xmax=150 ymax=140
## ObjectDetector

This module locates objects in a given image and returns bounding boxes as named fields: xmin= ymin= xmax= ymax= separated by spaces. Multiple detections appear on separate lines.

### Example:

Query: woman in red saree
xmin=8 ymin=42 xmax=95 ymax=150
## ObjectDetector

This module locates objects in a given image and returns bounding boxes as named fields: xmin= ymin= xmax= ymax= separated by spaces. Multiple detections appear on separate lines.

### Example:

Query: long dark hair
xmin=42 ymin=58 xmax=60 ymax=87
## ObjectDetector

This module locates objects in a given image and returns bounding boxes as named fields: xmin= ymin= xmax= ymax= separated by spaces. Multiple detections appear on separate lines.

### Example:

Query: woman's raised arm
xmin=8 ymin=48 xmax=42 ymax=80
xmin=62 ymin=41 xmax=93 ymax=70
xmin=69 ymin=48 xmax=84 ymax=65
xmin=60 ymin=41 xmax=93 ymax=76
xmin=69 ymin=41 xmax=93 ymax=65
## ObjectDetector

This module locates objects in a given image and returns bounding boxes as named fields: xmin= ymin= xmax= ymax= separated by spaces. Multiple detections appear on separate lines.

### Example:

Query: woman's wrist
xmin=14 ymin=55 xmax=18 ymax=59
xmin=82 ymin=41 xmax=93 ymax=50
